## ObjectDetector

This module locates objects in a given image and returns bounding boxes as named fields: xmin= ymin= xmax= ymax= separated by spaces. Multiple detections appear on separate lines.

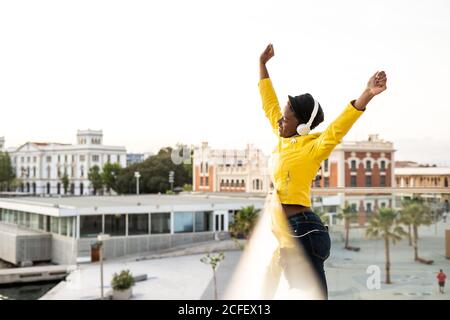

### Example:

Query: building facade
xmin=313 ymin=134 xmax=396 ymax=224
xmin=394 ymin=165 xmax=450 ymax=211
xmin=193 ymin=142 xmax=271 ymax=193
xmin=8 ymin=130 xmax=126 ymax=196
xmin=0 ymin=137 xmax=4 ymax=151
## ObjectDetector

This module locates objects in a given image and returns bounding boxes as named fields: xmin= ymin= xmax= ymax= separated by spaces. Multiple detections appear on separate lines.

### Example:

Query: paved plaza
xmin=41 ymin=220 xmax=450 ymax=300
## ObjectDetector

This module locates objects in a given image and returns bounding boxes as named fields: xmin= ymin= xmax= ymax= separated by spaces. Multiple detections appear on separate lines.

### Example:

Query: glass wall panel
xmin=195 ymin=211 xmax=212 ymax=232
xmin=128 ymin=214 xmax=149 ymax=235
xmin=151 ymin=212 xmax=170 ymax=234
xmin=174 ymin=212 xmax=194 ymax=233
xmin=104 ymin=214 xmax=126 ymax=236
xmin=80 ymin=215 xmax=102 ymax=238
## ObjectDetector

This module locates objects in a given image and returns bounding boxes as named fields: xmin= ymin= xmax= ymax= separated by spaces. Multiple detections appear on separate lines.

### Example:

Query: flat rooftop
xmin=0 ymin=193 xmax=266 ymax=209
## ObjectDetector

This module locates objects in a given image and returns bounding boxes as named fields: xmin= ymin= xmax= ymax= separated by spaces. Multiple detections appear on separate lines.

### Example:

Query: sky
xmin=1 ymin=0 xmax=450 ymax=165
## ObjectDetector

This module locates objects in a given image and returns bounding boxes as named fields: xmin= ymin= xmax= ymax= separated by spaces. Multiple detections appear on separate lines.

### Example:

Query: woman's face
xmin=277 ymin=101 xmax=299 ymax=138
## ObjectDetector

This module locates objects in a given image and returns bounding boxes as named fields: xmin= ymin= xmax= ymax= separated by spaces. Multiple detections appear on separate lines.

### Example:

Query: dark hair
xmin=289 ymin=93 xmax=324 ymax=130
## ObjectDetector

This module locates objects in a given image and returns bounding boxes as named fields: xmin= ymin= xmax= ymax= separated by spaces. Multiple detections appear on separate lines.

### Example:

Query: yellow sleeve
xmin=312 ymin=100 xmax=365 ymax=162
xmin=259 ymin=78 xmax=282 ymax=136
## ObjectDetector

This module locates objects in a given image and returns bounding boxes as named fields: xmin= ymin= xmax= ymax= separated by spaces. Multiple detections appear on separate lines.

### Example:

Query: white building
xmin=0 ymin=194 xmax=264 ymax=265
xmin=7 ymin=130 xmax=126 ymax=196
xmin=193 ymin=142 xmax=271 ymax=193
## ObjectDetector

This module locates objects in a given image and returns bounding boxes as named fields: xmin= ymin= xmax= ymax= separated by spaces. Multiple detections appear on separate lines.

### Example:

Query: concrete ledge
xmin=0 ymin=265 xmax=75 ymax=285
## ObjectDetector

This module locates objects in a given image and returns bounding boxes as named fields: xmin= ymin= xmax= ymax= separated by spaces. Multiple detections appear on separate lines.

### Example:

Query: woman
xmin=259 ymin=43 xmax=387 ymax=299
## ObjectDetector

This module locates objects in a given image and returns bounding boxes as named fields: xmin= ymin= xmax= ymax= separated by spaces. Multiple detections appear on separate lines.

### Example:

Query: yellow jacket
xmin=259 ymin=78 xmax=365 ymax=247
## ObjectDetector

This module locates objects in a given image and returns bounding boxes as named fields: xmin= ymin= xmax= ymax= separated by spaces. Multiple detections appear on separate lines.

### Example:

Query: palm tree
xmin=400 ymin=198 xmax=432 ymax=262
xmin=229 ymin=205 xmax=259 ymax=239
xmin=337 ymin=202 xmax=358 ymax=250
xmin=399 ymin=205 xmax=413 ymax=246
xmin=366 ymin=208 xmax=406 ymax=284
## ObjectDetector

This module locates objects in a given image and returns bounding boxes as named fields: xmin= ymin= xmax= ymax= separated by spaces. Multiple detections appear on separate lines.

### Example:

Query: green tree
xmin=61 ymin=173 xmax=69 ymax=195
xmin=337 ymin=202 xmax=358 ymax=250
xmin=400 ymin=198 xmax=433 ymax=262
xmin=116 ymin=145 xmax=193 ymax=195
xmin=366 ymin=208 xmax=407 ymax=284
xmin=200 ymin=252 xmax=225 ymax=300
xmin=229 ymin=205 xmax=259 ymax=239
xmin=88 ymin=165 xmax=103 ymax=195
xmin=0 ymin=152 xmax=15 ymax=191
xmin=102 ymin=162 xmax=122 ymax=194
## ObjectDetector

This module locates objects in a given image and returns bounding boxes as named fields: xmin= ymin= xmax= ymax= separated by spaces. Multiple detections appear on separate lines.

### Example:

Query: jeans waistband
xmin=287 ymin=211 xmax=321 ymax=223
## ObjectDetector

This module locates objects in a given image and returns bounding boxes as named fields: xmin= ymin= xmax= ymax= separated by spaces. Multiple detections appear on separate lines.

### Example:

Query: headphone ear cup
xmin=297 ymin=124 xmax=310 ymax=136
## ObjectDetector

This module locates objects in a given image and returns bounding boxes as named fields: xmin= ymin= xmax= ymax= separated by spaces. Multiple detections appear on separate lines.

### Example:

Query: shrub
xmin=111 ymin=270 xmax=135 ymax=291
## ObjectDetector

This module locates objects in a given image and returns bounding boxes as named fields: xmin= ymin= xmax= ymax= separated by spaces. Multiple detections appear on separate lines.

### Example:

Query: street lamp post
xmin=169 ymin=171 xmax=174 ymax=192
xmin=97 ymin=233 xmax=110 ymax=299
xmin=134 ymin=171 xmax=141 ymax=195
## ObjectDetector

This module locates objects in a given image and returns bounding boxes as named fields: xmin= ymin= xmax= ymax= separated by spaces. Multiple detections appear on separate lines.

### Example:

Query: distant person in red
xmin=437 ymin=269 xmax=446 ymax=294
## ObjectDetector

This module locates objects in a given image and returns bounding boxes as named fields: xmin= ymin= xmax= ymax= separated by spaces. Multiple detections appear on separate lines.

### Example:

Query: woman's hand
xmin=260 ymin=44 xmax=275 ymax=65
xmin=354 ymin=70 xmax=388 ymax=110
xmin=367 ymin=71 xmax=387 ymax=96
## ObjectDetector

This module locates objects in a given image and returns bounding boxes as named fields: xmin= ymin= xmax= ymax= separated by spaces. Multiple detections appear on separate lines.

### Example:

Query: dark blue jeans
xmin=283 ymin=211 xmax=331 ymax=299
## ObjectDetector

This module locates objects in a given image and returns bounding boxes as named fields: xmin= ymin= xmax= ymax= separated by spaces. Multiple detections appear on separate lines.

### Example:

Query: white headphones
xmin=296 ymin=99 xmax=319 ymax=136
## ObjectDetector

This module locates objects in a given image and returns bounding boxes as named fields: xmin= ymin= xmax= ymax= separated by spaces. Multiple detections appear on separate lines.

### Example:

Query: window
xmin=58 ymin=155 xmax=61 ymax=163
xmin=80 ymin=215 xmax=102 ymax=238
xmin=72 ymin=155 xmax=75 ymax=162
xmin=350 ymin=175 xmax=357 ymax=187
xmin=380 ymin=161 xmax=386 ymax=171
xmin=380 ymin=175 xmax=386 ymax=187
xmin=46 ymin=156 xmax=52 ymax=163
xmin=33 ymin=157 xmax=37 ymax=163
xmin=381 ymin=202 xmax=386 ymax=208
xmin=151 ymin=213 xmax=170 ymax=234
xmin=64 ymin=155 xmax=68 ymax=163
xmin=105 ymin=214 xmax=126 ymax=236
xmin=324 ymin=159 xmax=329 ymax=172
xmin=365 ymin=175 xmax=372 ymax=187
xmin=80 ymin=155 xmax=85 ymax=162
xmin=366 ymin=160 xmax=372 ymax=171
xmin=324 ymin=177 xmax=329 ymax=187
xmin=205 ymin=177 xmax=209 ymax=185
xmin=351 ymin=203 xmax=357 ymax=212
xmin=50 ymin=217 xmax=59 ymax=234
xmin=128 ymin=214 xmax=149 ymax=235
xmin=174 ymin=212 xmax=194 ymax=233
xmin=80 ymin=166 xmax=84 ymax=178
xmin=33 ymin=167 xmax=36 ymax=177
xmin=366 ymin=203 xmax=372 ymax=213
xmin=107 ymin=155 xmax=111 ymax=163
xmin=92 ymin=155 xmax=99 ymax=162
xmin=351 ymin=160 xmax=356 ymax=171
xmin=195 ymin=212 xmax=212 ymax=232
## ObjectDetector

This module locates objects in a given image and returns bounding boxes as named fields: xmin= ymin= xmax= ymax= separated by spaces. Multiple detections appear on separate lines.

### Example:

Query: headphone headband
xmin=305 ymin=99 xmax=319 ymax=129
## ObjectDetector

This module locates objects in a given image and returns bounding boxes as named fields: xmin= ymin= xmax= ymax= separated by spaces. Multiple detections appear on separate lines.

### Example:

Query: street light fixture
xmin=134 ymin=171 xmax=141 ymax=195
xmin=97 ymin=233 xmax=110 ymax=299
